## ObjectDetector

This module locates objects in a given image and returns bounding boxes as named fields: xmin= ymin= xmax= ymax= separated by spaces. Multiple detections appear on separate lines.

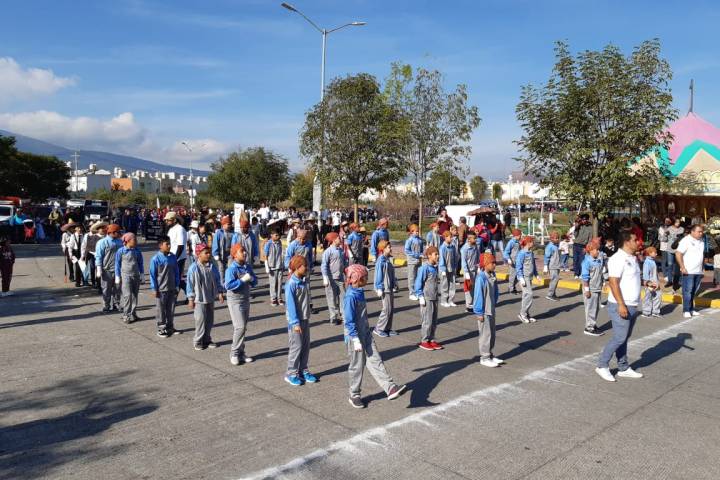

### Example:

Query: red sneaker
xmin=430 ymin=341 xmax=444 ymax=350
xmin=418 ymin=341 xmax=434 ymax=351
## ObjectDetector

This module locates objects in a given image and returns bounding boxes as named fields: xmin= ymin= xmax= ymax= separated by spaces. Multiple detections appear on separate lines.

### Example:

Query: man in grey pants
xmin=321 ymin=233 xmax=346 ymax=325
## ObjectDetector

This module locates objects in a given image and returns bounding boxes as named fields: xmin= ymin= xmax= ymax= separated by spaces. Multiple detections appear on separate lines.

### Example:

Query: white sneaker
xmin=691 ymin=310 xmax=701 ymax=317
xmin=595 ymin=367 xmax=616 ymax=382
xmin=441 ymin=302 xmax=451 ymax=308
xmin=683 ymin=312 xmax=692 ymax=319
xmin=528 ymin=317 xmax=537 ymax=323
xmin=617 ymin=367 xmax=643 ymax=379
xmin=480 ymin=358 xmax=499 ymax=368
xmin=518 ymin=314 xmax=530 ymax=324
xmin=230 ymin=356 xmax=240 ymax=366
xmin=409 ymin=294 xmax=418 ymax=301
xmin=449 ymin=302 xmax=458 ymax=307
xmin=492 ymin=357 xmax=505 ymax=365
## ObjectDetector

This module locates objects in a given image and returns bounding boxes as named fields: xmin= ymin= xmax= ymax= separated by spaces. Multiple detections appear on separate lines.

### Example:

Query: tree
xmin=469 ymin=175 xmax=488 ymax=201
xmin=208 ymin=147 xmax=291 ymax=205
xmin=492 ymin=183 xmax=503 ymax=200
xmin=300 ymin=73 xmax=408 ymax=220
xmin=424 ymin=168 xmax=465 ymax=204
xmin=0 ymin=135 xmax=70 ymax=201
xmin=291 ymin=169 xmax=314 ymax=209
xmin=384 ymin=63 xmax=481 ymax=230
xmin=516 ymin=39 xmax=677 ymax=234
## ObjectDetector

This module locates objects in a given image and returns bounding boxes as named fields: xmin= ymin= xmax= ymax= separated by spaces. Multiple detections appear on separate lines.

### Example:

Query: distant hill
xmin=0 ymin=129 xmax=209 ymax=176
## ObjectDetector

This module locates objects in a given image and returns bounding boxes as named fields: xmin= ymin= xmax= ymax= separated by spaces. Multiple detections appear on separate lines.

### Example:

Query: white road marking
xmin=239 ymin=314 xmax=710 ymax=480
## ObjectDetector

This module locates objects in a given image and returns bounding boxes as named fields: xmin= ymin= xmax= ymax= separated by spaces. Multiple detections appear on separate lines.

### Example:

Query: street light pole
xmin=181 ymin=141 xmax=205 ymax=211
xmin=281 ymin=2 xmax=365 ymax=214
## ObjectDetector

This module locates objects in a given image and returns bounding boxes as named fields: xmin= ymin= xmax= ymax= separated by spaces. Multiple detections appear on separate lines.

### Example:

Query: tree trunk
xmin=592 ymin=213 xmax=599 ymax=238
xmin=418 ymin=196 xmax=423 ymax=234
xmin=354 ymin=197 xmax=359 ymax=227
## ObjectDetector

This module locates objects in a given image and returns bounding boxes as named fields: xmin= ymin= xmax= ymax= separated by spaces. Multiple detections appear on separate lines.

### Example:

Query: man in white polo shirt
xmin=165 ymin=211 xmax=188 ymax=302
xmin=676 ymin=224 xmax=705 ymax=318
xmin=596 ymin=231 xmax=644 ymax=382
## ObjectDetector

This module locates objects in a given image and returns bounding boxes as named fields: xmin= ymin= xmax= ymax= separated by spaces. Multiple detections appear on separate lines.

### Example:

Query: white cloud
xmin=0 ymin=57 xmax=76 ymax=104
xmin=0 ymin=110 xmax=231 ymax=169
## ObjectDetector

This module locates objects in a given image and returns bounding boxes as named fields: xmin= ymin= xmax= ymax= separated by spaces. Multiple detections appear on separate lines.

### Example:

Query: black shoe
xmin=584 ymin=327 xmax=604 ymax=337
xmin=545 ymin=295 xmax=559 ymax=302
xmin=102 ymin=307 xmax=111 ymax=313
xmin=465 ymin=307 xmax=473 ymax=313
xmin=194 ymin=344 xmax=207 ymax=351
xmin=157 ymin=331 xmax=170 ymax=338
xmin=387 ymin=384 xmax=407 ymax=400
xmin=330 ymin=319 xmax=341 ymax=325
xmin=349 ymin=396 xmax=365 ymax=409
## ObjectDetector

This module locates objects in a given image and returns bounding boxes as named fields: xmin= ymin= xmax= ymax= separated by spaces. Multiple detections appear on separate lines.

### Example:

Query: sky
xmin=2 ymin=0 xmax=720 ymax=180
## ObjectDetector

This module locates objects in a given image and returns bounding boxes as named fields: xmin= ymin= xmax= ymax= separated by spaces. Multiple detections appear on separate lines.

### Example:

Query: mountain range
xmin=0 ymin=129 xmax=209 ymax=176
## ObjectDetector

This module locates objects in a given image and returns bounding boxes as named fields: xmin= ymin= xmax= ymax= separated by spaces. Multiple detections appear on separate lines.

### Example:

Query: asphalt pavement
xmin=1 ymin=241 xmax=718 ymax=480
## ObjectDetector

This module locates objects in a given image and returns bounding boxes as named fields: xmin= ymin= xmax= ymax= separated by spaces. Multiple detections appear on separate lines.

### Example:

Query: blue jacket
xmin=374 ymin=254 xmax=395 ymax=290
xmin=503 ymin=238 xmax=519 ymax=262
xmin=224 ymin=261 xmax=257 ymax=292
xmin=230 ymin=231 xmax=259 ymax=260
xmin=343 ymin=285 xmax=366 ymax=339
xmin=211 ymin=228 xmax=231 ymax=258
xmin=404 ymin=235 xmax=424 ymax=261
xmin=414 ymin=263 xmax=438 ymax=298
xmin=580 ymin=255 xmax=603 ymax=283
xmin=642 ymin=257 xmax=658 ymax=283
xmin=114 ymin=246 xmax=144 ymax=277
xmin=515 ymin=249 xmax=538 ymax=278
xmin=185 ymin=261 xmax=224 ymax=300
xmin=369 ymin=228 xmax=389 ymax=258
xmin=149 ymin=251 xmax=180 ymax=291
xmin=95 ymin=236 xmax=123 ymax=270
xmin=285 ymin=274 xmax=309 ymax=327
xmin=439 ymin=242 xmax=458 ymax=272
xmin=544 ymin=242 xmax=559 ymax=266
xmin=284 ymin=240 xmax=314 ymax=269
xmin=473 ymin=271 xmax=499 ymax=316
xmin=460 ymin=242 xmax=480 ymax=273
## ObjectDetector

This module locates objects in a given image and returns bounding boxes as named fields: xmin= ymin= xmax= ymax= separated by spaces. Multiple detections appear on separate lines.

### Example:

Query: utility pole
xmin=689 ymin=79 xmax=695 ymax=114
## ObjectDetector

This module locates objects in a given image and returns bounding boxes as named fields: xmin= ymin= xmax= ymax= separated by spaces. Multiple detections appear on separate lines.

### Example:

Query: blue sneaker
xmin=285 ymin=375 xmax=303 ymax=386
xmin=302 ymin=371 xmax=318 ymax=383
xmin=373 ymin=328 xmax=390 ymax=338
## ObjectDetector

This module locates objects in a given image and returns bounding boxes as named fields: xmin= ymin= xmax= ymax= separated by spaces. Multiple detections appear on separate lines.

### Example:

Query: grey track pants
xmin=407 ymin=262 xmax=420 ymax=294
xmin=420 ymin=300 xmax=438 ymax=342
xmin=347 ymin=334 xmax=395 ymax=397
xmin=642 ymin=287 xmax=662 ymax=316
xmin=584 ymin=291 xmax=600 ymax=329
xmin=269 ymin=270 xmax=283 ymax=301
xmin=121 ymin=275 xmax=140 ymax=320
xmin=325 ymin=278 xmax=344 ymax=322
xmin=477 ymin=315 xmax=496 ymax=359
xmin=441 ymin=272 xmax=456 ymax=304
xmin=229 ymin=300 xmax=250 ymax=358
xmin=156 ymin=291 xmax=176 ymax=331
xmin=376 ymin=292 xmax=394 ymax=332
xmin=464 ymin=272 xmax=476 ymax=307
xmin=193 ymin=302 xmax=214 ymax=346
xmin=520 ymin=276 xmax=533 ymax=318
xmin=508 ymin=265 xmax=518 ymax=292
xmin=548 ymin=269 xmax=560 ymax=297
xmin=101 ymin=270 xmax=121 ymax=309
xmin=287 ymin=319 xmax=310 ymax=376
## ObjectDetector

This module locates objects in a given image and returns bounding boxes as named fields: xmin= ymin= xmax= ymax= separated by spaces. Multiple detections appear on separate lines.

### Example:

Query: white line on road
xmin=239 ymin=314 xmax=710 ymax=480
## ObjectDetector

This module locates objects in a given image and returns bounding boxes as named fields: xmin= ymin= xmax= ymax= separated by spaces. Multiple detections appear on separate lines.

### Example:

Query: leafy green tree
xmin=492 ymin=183 xmax=503 ymax=200
xmin=208 ymin=147 xmax=291 ymax=205
xmin=469 ymin=175 xmax=488 ymax=201
xmin=516 ymin=39 xmax=677 ymax=233
xmin=0 ymin=135 xmax=71 ymax=201
xmin=291 ymin=169 xmax=314 ymax=209
xmin=301 ymin=73 xmax=408 ymax=220
xmin=127 ymin=190 xmax=149 ymax=207
xmin=384 ymin=63 xmax=481 ymax=230
xmin=424 ymin=168 xmax=465 ymax=204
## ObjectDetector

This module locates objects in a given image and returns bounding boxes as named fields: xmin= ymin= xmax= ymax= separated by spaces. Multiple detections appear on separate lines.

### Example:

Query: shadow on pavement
xmin=632 ymin=333 xmax=694 ymax=370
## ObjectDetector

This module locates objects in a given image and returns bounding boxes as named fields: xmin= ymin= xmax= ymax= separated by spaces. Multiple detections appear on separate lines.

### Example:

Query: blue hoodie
xmin=343 ymin=285 xmax=367 ymax=340
xmin=285 ymin=274 xmax=310 ymax=327
xmin=224 ymin=261 xmax=257 ymax=294
xmin=404 ymin=235 xmax=424 ymax=263
xmin=149 ymin=251 xmax=180 ymax=292
xmin=472 ymin=270 xmax=499 ymax=316
xmin=369 ymin=228 xmax=389 ymax=258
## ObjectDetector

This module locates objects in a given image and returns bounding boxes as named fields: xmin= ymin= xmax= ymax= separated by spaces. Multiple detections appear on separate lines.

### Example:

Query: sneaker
xmin=528 ymin=317 xmax=537 ymax=323
xmin=448 ymin=302 xmax=458 ymax=307
xmin=617 ymin=367 xmax=643 ymax=379
xmin=302 ymin=371 xmax=318 ymax=383
xmin=600 ymin=303 xmax=606 ymax=309
xmin=440 ymin=302 xmax=450 ymax=308
xmin=230 ymin=356 xmax=240 ymax=366
xmin=387 ymin=330 xmax=399 ymax=336
xmin=156 ymin=331 xmax=170 ymax=338
xmin=330 ymin=319 xmax=341 ymax=325
xmin=418 ymin=341 xmax=435 ymax=351
xmin=349 ymin=396 xmax=365 ymax=409
xmin=122 ymin=316 xmax=130 ymax=324
xmin=651 ymin=314 xmax=662 ymax=318
xmin=430 ymin=341 xmax=444 ymax=350
xmin=545 ymin=295 xmax=559 ymax=302
xmin=509 ymin=290 xmax=519 ymax=295
xmin=480 ymin=358 xmax=499 ymax=368
xmin=683 ymin=312 xmax=692 ymax=319
xmin=640 ymin=314 xmax=651 ymax=318
xmin=595 ymin=367 xmax=616 ymax=382
xmin=241 ymin=355 xmax=254 ymax=364
xmin=102 ymin=307 xmax=111 ymax=313
xmin=409 ymin=294 xmax=418 ymax=301
xmin=278 ymin=299 xmax=285 ymax=306
xmin=574 ymin=275 xmax=579 ymax=279
xmin=518 ymin=314 xmax=530 ymax=324
xmin=206 ymin=342 xmax=218 ymax=349
xmin=387 ymin=384 xmax=406 ymax=400
xmin=194 ymin=344 xmax=206 ymax=351
xmin=465 ymin=307 xmax=473 ymax=313
xmin=584 ymin=327 xmax=604 ymax=337
xmin=373 ymin=328 xmax=390 ymax=338
xmin=492 ymin=357 xmax=505 ymax=365
xmin=691 ymin=310 xmax=701 ymax=317
xmin=271 ymin=299 xmax=278 ymax=306
xmin=285 ymin=375 xmax=303 ymax=386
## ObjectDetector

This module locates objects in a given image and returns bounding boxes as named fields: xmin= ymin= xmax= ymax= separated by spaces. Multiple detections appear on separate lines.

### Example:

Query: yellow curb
xmin=393 ymin=258 xmax=407 ymax=267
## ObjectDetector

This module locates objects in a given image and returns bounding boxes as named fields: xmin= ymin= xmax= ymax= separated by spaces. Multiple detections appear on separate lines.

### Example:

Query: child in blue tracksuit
xmin=150 ymin=235 xmax=181 ymax=337
xmin=503 ymin=229 xmax=522 ymax=294
xmin=580 ymin=239 xmax=605 ymax=336
xmin=439 ymin=231 xmax=459 ymax=307
xmin=346 ymin=223 xmax=364 ymax=266
xmin=186 ymin=243 xmax=225 ymax=350
xmin=285 ymin=255 xmax=316 ymax=386
xmin=425 ymin=223 xmax=441 ymax=249
xmin=211 ymin=216 xmax=233 ymax=279
xmin=543 ymin=232 xmax=561 ymax=301
xmin=642 ymin=247 xmax=662 ymax=317
xmin=473 ymin=252 xmax=503 ymax=367
xmin=231 ymin=220 xmax=260 ymax=266
xmin=96 ymin=224 xmax=123 ymax=312
xmin=115 ymin=233 xmax=144 ymax=324
xmin=285 ymin=228 xmax=315 ymax=312
xmin=415 ymin=246 xmax=442 ymax=351
xmin=516 ymin=236 xmax=539 ymax=323
xmin=373 ymin=240 xmax=397 ymax=337
xmin=344 ymin=263 xmax=406 ymax=409
xmin=321 ymin=232 xmax=346 ymax=325
xmin=404 ymin=224 xmax=424 ymax=300
xmin=461 ymin=231 xmax=480 ymax=311
xmin=225 ymin=243 xmax=257 ymax=365
xmin=264 ymin=230 xmax=284 ymax=306
xmin=369 ymin=218 xmax=389 ymax=261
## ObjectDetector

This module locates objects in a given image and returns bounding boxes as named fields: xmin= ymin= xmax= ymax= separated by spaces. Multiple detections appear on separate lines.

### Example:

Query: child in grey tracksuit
xmin=373 ymin=240 xmax=397 ymax=336
xmin=415 ymin=246 xmax=442 ymax=350
xmin=461 ymin=232 xmax=480 ymax=310
xmin=404 ymin=226 xmax=424 ymax=300
xmin=515 ymin=238 xmax=538 ymax=323
xmin=543 ymin=233 xmax=561 ymax=300
xmin=439 ymin=232 xmax=458 ymax=306
xmin=114 ymin=233 xmax=144 ymax=323
xmin=264 ymin=231 xmax=284 ymax=306
xmin=321 ymin=233 xmax=346 ymax=325
xmin=150 ymin=235 xmax=180 ymax=337
xmin=186 ymin=244 xmax=225 ymax=349
xmin=285 ymin=255 xmax=315 ymax=385
xmin=225 ymin=245 xmax=257 ymax=365
xmin=580 ymin=242 xmax=604 ymax=335
xmin=503 ymin=230 xmax=522 ymax=294
xmin=642 ymin=247 xmax=662 ymax=317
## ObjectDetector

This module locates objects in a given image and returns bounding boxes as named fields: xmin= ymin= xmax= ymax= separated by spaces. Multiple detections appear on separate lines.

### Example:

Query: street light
xmin=280 ymin=2 xmax=366 ymax=214
xmin=181 ymin=141 xmax=206 ymax=211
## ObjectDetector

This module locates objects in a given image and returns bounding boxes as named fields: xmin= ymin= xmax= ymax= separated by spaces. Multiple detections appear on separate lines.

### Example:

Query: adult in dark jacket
xmin=572 ymin=214 xmax=593 ymax=278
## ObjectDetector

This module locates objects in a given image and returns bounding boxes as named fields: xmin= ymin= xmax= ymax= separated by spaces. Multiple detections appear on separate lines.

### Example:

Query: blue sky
xmin=2 ymin=0 xmax=719 ymax=179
